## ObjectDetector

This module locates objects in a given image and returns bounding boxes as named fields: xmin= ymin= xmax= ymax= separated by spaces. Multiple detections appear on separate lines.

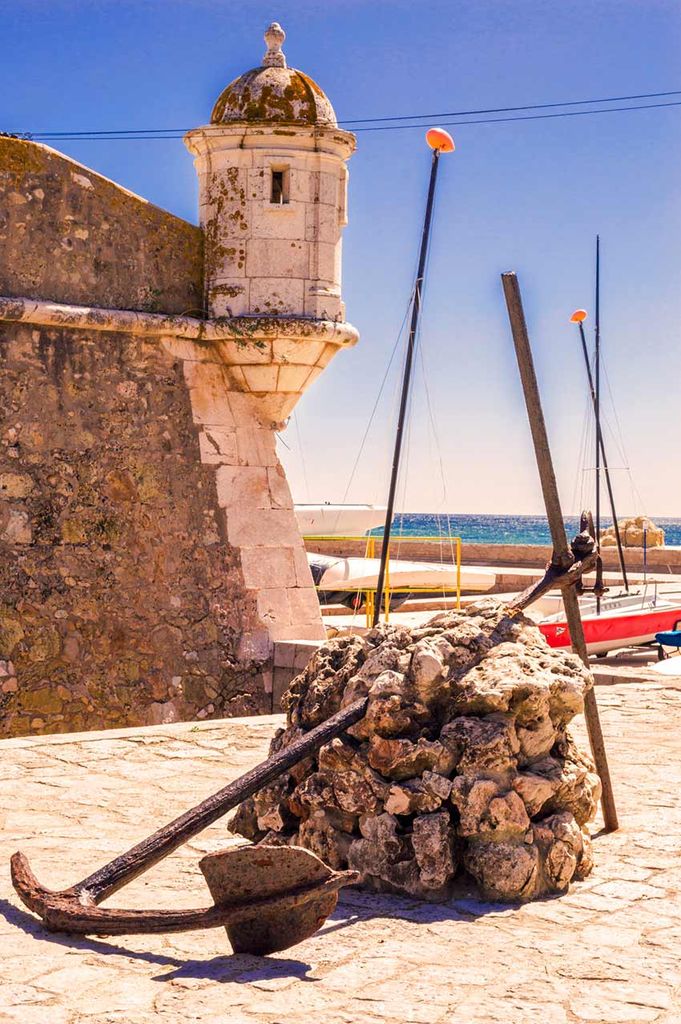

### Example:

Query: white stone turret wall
xmin=180 ymin=356 xmax=326 ymax=655
xmin=181 ymin=36 xmax=357 ymax=656
xmin=187 ymin=128 xmax=353 ymax=321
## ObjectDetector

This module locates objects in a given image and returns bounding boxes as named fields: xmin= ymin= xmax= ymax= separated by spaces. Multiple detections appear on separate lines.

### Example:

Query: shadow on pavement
xmin=0 ymin=897 xmax=315 ymax=984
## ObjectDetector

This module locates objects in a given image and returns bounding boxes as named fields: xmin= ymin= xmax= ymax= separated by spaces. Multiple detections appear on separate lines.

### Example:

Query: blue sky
xmin=3 ymin=0 xmax=681 ymax=515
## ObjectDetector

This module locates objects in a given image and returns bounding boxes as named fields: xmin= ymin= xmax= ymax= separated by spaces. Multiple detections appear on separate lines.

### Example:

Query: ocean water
xmin=370 ymin=513 xmax=681 ymax=547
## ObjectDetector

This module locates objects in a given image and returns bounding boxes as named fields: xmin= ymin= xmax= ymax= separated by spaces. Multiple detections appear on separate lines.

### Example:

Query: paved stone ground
xmin=1 ymin=672 xmax=681 ymax=1023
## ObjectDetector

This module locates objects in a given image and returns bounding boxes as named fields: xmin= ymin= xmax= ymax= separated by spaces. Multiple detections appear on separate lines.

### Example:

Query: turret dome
xmin=211 ymin=23 xmax=338 ymax=127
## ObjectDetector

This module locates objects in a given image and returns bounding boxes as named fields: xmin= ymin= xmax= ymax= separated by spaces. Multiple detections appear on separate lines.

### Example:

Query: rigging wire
xmin=416 ymin=194 xmax=459 ymax=582
xmin=572 ymin=338 xmax=647 ymax=531
xmin=394 ymin=351 xmax=417 ymax=563
xmin=416 ymin=336 xmax=458 ymax=600
xmin=414 ymin=210 xmax=447 ymax=507
xmin=388 ymin=286 xmax=422 ymax=562
xmin=600 ymin=357 xmax=648 ymax=515
xmin=332 ymin=285 xmax=415 ymax=527
xmin=570 ymin=388 xmax=593 ymax=517
xmin=418 ymin=318 xmax=449 ymax=505
xmin=292 ymin=410 xmax=311 ymax=503
xmin=413 ymin=224 xmax=459 ymax=590
xmin=600 ymin=359 xmax=633 ymax=466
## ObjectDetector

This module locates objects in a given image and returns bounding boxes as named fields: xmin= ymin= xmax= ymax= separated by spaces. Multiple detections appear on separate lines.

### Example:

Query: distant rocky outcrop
xmin=600 ymin=515 xmax=664 ymax=548
xmin=231 ymin=604 xmax=599 ymax=903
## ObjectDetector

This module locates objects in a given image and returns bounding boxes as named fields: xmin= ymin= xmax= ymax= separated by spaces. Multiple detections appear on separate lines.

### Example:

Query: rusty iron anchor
xmin=11 ymin=698 xmax=367 ymax=955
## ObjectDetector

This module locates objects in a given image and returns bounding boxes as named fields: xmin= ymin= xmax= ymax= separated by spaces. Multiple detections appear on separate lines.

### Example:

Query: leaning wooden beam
xmin=501 ymin=271 xmax=619 ymax=833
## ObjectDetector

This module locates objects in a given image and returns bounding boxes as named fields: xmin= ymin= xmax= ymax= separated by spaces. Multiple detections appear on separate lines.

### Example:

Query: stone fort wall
xmin=0 ymin=323 xmax=272 ymax=735
xmin=0 ymin=137 xmax=203 ymax=313
xmin=0 ymin=138 xmax=324 ymax=738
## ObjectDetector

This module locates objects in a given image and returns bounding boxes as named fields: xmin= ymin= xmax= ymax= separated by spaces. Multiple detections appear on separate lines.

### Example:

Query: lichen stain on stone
xmin=36 ymin=328 xmax=82 ymax=387
xmin=215 ymin=285 xmax=245 ymax=299
xmin=0 ymin=137 xmax=44 ymax=178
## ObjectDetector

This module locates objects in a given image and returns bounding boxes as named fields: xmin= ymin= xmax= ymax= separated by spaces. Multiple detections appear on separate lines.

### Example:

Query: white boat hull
xmin=295 ymin=504 xmax=386 ymax=537
xmin=311 ymin=553 xmax=495 ymax=594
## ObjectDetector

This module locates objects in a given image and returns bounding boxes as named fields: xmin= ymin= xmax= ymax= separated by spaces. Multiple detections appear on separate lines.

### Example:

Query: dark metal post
xmin=373 ymin=149 xmax=442 ymax=625
xmin=501 ymin=271 xmax=618 ymax=832
xmin=576 ymin=318 xmax=629 ymax=590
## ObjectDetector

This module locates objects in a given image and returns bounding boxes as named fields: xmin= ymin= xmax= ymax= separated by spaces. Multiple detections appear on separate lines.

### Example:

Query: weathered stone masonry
xmin=0 ymin=136 xmax=203 ymax=314
xmin=0 ymin=24 xmax=357 ymax=737
xmin=0 ymin=323 xmax=271 ymax=734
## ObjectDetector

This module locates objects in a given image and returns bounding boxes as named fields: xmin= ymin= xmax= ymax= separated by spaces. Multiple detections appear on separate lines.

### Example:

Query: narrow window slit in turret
xmin=270 ymin=168 xmax=289 ymax=205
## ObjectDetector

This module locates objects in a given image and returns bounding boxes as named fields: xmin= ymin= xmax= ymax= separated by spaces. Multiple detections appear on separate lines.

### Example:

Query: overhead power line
xmin=353 ymin=98 xmax=681 ymax=132
xmin=10 ymin=88 xmax=681 ymax=142
xmin=341 ymin=88 xmax=681 ymax=124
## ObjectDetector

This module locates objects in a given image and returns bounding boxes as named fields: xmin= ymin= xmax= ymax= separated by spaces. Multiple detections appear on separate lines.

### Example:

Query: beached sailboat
xmin=308 ymin=550 xmax=495 ymax=610
xmin=533 ymin=589 xmax=681 ymax=655
xmin=535 ymin=240 xmax=681 ymax=655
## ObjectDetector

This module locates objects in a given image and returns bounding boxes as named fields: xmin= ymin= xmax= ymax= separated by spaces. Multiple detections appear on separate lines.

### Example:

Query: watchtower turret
xmin=185 ymin=24 xmax=358 ymax=424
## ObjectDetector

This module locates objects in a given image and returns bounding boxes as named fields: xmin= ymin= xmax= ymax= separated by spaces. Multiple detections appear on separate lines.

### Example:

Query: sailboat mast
xmin=372 ymin=130 xmax=454 ymax=627
xmin=573 ymin=317 xmax=629 ymax=590
xmin=595 ymin=235 xmax=602 ymax=614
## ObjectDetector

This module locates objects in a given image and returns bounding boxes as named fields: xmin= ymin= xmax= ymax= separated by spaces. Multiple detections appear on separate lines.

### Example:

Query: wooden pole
xmin=501 ymin=271 xmax=618 ymax=832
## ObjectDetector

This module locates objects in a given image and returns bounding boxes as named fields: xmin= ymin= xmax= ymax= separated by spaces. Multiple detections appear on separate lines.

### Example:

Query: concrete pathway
xmin=1 ymin=675 xmax=680 ymax=1023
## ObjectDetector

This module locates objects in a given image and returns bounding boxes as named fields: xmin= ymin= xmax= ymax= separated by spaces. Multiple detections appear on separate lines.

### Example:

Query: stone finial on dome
xmin=263 ymin=22 xmax=286 ymax=68
xmin=204 ymin=20 xmax=343 ymax=127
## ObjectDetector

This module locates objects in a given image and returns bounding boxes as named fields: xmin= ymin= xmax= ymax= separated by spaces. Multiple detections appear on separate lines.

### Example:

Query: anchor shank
xmin=72 ymin=696 xmax=368 ymax=904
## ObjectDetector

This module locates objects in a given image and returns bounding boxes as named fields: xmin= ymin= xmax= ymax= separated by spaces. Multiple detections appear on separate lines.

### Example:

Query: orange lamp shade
xmin=426 ymin=127 xmax=455 ymax=153
xmin=570 ymin=309 xmax=588 ymax=323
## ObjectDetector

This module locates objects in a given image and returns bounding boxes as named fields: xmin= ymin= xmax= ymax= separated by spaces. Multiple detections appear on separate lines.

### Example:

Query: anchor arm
xmin=508 ymin=550 xmax=598 ymax=617
xmin=10 ymin=850 xmax=357 ymax=937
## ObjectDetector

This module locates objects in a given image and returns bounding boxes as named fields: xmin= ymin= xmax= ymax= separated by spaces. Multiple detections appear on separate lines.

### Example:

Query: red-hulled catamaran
xmin=537 ymin=590 xmax=681 ymax=656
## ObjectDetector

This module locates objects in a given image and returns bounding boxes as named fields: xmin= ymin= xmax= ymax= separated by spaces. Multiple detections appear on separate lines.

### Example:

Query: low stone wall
xmin=304 ymin=538 xmax=681 ymax=575
xmin=0 ymin=139 xmax=327 ymax=740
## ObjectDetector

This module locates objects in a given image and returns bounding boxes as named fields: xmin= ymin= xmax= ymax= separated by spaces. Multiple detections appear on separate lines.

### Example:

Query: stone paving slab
xmin=1 ymin=681 xmax=681 ymax=1023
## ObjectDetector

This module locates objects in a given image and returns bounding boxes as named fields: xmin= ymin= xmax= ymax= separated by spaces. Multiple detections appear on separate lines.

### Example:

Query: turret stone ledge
xmin=0 ymin=296 xmax=359 ymax=428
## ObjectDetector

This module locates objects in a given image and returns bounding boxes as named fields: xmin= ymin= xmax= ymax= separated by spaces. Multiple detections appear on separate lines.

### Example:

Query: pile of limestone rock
xmin=231 ymin=603 xmax=601 ymax=902
xmin=600 ymin=515 xmax=664 ymax=548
